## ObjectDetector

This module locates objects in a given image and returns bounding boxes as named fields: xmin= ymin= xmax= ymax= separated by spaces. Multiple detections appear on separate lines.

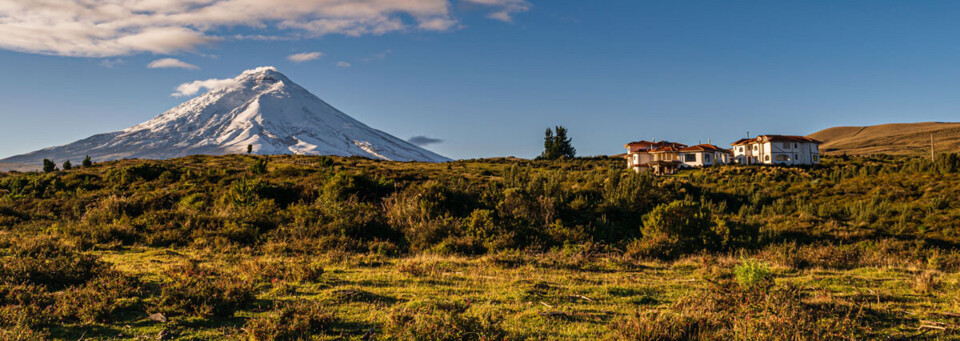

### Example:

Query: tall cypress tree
xmin=541 ymin=128 xmax=556 ymax=159
xmin=553 ymin=126 xmax=576 ymax=158
xmin=540 ymin=126 xmax=576 ymax=160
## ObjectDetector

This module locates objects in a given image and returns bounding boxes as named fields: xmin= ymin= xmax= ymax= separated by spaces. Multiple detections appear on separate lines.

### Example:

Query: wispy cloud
xmin=336 ymin=61 xmax=352 ymax=68
xmin=0 ymin=0 xmax=530 ymax=58
xmin=463 ymin=0 xmax=532 ymax=22
xmin=147 ymin=58 xmax=199 ymax=70
xmin=287 ymin=52 xmax=323 ymax=63
xmin=409 ymin=135 xmax=444 ymax=146
xmin=361 ymin=49 xmax=393 ymax=62
xmin=98 ymin=59 xmax=123 ymax=68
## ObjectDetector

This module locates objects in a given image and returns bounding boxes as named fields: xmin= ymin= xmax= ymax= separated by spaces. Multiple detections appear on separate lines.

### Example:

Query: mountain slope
xmin=1 ymin=67 xmax=449 ymax=169
xmin=809 ymin=122 xmax=960 ymax=155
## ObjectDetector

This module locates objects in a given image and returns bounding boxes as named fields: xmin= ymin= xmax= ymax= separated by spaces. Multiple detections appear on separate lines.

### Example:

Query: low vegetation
xmin=1 ymin=153 xmax=959 ymax=338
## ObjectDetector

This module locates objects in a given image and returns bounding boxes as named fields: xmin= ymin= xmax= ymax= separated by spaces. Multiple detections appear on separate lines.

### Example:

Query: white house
xmin=730 ymin=135 xmax=822 ymax=165
xmin=678 ymin=144 xmax=732 ymax=168
xmin=623 ymin=140 xmax=687 ymax=173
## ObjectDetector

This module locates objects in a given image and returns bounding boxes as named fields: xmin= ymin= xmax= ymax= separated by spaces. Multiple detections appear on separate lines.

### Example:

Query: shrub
xmin=733 ymin=259 xmax=774 ymax=290
xmin=158 ymin=263 xmax=256 ymax=318
xmin=0 ymin=238 xmax=112 ymax=291
xmin=640 ymin=200 xmax=713 ymax=256
xmin=382 ymin=300 xmax=512 ymax=340
xmin=54 ymin=273 xmax=143 ymax=323
xmin=615 ymin=280 xmax=861 ymax=340
xmin=243 ymin=300 xmax=335 ymax=340
xmin=251 ymin=157 xmax=269 ymax=175
xmin=42 ymin=159 xmax=57 ymax=173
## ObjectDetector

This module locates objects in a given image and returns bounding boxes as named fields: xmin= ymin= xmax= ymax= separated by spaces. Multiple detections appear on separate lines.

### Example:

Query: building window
xmin=684 ymin=154 xmax=696 ymax=162
xmin=782 ymin=142 xmax=790 ymax=149
xmin=764 ymin=155 xmax=771 ymax=162
xmin=775 ymin=154 xmax=790 ymax=161
xmin=704 ymin=154 xmax=711 ymax=162
xmin=794 ymin=143 xmax=799 ymax=149
xmin=814 ymin=155 xmax=819 ymax=162
xmin=753 ymin=145 xmax=758 ymax=151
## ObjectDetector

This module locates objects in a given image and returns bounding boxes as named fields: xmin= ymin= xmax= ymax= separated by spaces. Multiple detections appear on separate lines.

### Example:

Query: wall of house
xmin=680 ymin=152 xmax=702 ymax=167
xmin=762 ymin=142 xmax=820 ymax=165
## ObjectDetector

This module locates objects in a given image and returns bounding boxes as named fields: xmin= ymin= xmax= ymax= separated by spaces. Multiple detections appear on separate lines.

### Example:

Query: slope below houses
xmin=808 ymin=122 xmax=960 ymax=155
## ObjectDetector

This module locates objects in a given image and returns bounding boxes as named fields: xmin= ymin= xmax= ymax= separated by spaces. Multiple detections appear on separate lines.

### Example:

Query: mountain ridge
xmin=1 ymin=67 xmax=449 ymax=170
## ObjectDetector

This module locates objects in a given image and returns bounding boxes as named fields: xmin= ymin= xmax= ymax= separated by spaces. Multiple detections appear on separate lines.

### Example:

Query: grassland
xmin=2 ymin=154 xmax=960 ymax=339
xmin=809 ymin=121 xmax=960 ymax=155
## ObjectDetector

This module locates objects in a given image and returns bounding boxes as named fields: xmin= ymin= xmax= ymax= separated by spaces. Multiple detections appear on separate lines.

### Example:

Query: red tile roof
xmin=649 ymin=146 xmax=682 ymax=153
xmin=679 ymin=144 xmax=729 ymax=152
xmin=730 ymin=135 xmax=822 ymax=146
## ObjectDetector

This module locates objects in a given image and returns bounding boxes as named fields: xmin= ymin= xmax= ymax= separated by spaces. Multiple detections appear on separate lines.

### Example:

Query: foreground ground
xmin=76 ymin=248 xmax=957 ymax=340
xmin=2 ymin=154 xmax=960 ymax=339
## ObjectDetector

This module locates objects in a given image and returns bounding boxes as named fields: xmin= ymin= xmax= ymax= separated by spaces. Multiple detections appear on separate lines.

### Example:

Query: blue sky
xmin=2 ymin=1 xmax=960 ymax=160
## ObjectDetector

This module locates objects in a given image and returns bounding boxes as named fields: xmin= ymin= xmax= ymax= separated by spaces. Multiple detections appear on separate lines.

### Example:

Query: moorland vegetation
xmin=1 ymin=154 xmax=960 ymax=339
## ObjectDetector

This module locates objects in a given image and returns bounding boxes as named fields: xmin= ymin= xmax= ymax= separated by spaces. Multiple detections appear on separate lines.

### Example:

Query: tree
xmin=62 ymin=160 xmax=72 ymax=170
xmin=247 ymin=144 xmax=253 ymax=154
xmin=82 ymin=155 xmax=93 ymax=168
xmin=554 ymin=126 xmax=576 ymax=158
xmin=42 ymin=159 xmax=57 ymax=173
xmin=539 ymin=126 xmax=576 ymax=160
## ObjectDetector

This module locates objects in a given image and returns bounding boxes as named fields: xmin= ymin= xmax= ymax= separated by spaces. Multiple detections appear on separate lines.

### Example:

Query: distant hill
xmin=808 ymin=122 xmax=960 ymax=155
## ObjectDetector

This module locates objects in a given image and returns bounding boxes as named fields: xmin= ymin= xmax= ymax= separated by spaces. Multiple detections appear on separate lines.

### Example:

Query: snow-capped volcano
xmin=1 ymin=67 xmax=450 ymax=167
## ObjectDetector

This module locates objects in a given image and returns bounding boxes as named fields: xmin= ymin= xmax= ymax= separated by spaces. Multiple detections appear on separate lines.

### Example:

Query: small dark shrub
xmin=382 ymin=300 xmax=512 ymax=340
xmin=158 ymin=263 xmax=256 ymax=318
xmin=243 ymin=300 xmax=335 ymax=340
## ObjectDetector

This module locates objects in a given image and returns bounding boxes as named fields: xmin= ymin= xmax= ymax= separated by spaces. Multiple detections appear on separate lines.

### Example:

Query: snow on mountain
xmin=1 ymin=67 xmax=450 ymax=168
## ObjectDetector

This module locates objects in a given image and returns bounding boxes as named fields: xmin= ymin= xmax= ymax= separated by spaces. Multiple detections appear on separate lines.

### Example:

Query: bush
xmin=42 ymin=159 xmax=56 ymax=173
xmin=243 ymin=300 xmax=335 ymax=340
xmin=382 ymin=300 xmax=512 ymax=340
xmin=0 ymin=238 xmax=112 ymax=291
xmin=158 ymin=263 xmax=256 ymax=318
xmin=615 ymin=280 xmax=861 ymax=340
xmin=251 ymin=157 xmax=269 ymax=175
xmin=733 ymin=259 xmax=774 ymax=290
xmin=640 ymin=200 xmax=713 ymax=256
xmin=54 ymin=274 xmax=143 ymax=323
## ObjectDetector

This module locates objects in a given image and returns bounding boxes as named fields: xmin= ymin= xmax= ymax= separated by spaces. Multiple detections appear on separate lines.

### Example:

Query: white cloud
xmin=287 ymin=52 xmax=323 ymax=63
xmin=0 ymin=0 xmax=531 ymax=58
xmin=148 ymin=58 xmax=199 ymax=69
xmin=336 ymin=61 xmax=351 ymax=68
xmin=463 ymin=0 xmax=531 ymax=22
xmin=171 ymin=66 xmax=276 ymax=97
xmin=172 ymin=78 xmax=238 ymax=97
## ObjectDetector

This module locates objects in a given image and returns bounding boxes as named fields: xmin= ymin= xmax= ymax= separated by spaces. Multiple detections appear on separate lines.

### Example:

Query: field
xmin=809 ymin=121 xmax=960 ymax=156
xmin=2 ymin=154 xmax=960 ymax=339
